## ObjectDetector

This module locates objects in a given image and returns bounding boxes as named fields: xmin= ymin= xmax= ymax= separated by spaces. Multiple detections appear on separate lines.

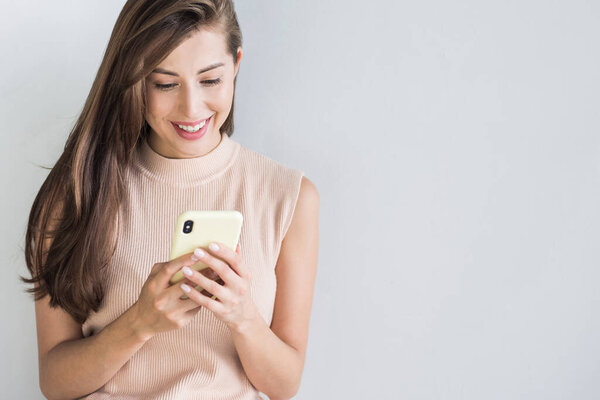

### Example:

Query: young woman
xmin=21 ymin=1 xmax=319 ymax=399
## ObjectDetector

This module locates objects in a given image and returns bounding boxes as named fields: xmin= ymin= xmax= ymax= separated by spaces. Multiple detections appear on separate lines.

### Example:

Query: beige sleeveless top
xmin=81 ymin=131 xmax=304 ymax=399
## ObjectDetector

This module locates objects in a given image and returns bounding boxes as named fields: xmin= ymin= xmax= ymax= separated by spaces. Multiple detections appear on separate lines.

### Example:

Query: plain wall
xmin=1 ymin=1 xmax=599 ymax=398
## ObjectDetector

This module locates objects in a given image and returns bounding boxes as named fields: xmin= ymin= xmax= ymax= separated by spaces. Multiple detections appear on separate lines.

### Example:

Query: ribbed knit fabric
xmin=80 ymin=131 xmax=305 ymax=400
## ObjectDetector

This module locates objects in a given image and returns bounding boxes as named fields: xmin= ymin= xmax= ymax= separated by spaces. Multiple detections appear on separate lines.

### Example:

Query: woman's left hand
xmin=178 ymin=242 xmax=258 ymax=332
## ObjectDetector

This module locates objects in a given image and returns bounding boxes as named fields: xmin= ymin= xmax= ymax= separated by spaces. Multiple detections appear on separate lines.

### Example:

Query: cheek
xmin=212 ymin=84 xmax=235 ymax=111
xmin=211 ymin=86 xmax=234 ymax=130
xmin=146 ymin=91 xmax=175 ymax=118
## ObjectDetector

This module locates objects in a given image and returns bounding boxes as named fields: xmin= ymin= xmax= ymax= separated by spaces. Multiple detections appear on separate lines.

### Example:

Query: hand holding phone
xmin=168 ymin=210 xmax=243 ymax=299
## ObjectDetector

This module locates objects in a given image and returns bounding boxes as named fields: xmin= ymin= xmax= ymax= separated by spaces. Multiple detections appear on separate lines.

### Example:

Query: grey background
xmin=2 ymin=1 xmax=599 ymax=399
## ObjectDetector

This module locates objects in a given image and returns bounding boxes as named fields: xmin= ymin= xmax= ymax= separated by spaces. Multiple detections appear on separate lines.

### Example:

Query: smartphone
xmin=168 ymin=210 xmax=243 ymax=300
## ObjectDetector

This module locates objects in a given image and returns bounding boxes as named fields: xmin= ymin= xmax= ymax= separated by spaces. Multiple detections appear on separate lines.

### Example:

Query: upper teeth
xmin=176 ymin=119 xmax=207 ymax=132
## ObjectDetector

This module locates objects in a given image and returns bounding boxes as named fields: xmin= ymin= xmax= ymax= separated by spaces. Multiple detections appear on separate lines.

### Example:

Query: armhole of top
xmin=280 ymin=170 xmax=305 ymax=243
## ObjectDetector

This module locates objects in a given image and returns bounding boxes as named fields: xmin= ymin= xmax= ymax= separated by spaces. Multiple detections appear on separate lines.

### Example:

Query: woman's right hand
xmin=130 ymin=251 xmax=218 ymax=340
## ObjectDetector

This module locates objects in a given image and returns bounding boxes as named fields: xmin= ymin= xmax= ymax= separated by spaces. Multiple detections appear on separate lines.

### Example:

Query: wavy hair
xmin=20 ymin=0 xmax=243 ymax=324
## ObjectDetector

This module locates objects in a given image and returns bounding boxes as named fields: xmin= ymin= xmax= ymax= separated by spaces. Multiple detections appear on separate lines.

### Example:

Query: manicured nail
xmin=181 ymin=283 xmax=191 ymax=293
xmin=194 ymin=248 xmax=206 ymax=258
xmin=209 ymin=243 xmax=219 ymax=251
xmin=182 ymin=266 xmax=193 ymax=277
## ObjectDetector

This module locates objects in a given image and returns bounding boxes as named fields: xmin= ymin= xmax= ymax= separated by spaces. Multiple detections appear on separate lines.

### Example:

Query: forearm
xmin=40 ymin=304 xmax=150 ymax=400
xmin=230 ymin=304 xmax=302 ymax=400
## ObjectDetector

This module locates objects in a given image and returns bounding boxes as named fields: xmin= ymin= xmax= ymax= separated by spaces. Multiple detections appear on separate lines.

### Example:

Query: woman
xmin=21 ymin=1 xmax=319 ymax=399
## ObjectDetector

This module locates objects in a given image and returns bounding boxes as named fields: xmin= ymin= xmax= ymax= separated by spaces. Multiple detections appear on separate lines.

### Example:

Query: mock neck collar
xmin=133 ymin=132 xmax=240 ymax=186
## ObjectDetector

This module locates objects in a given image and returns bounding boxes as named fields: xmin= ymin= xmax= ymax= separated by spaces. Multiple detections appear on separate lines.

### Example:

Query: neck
xmin=133 ymin=130 xmax=240 ymax=186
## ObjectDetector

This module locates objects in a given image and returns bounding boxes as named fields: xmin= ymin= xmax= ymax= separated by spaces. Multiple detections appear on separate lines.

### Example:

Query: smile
xmin=174 ymin=120 xmax=207 ymax=132
xmin=171 ymin=115 xmax=212 ymax=131
xmin=171 ymin=116 xmax=212 ymax=140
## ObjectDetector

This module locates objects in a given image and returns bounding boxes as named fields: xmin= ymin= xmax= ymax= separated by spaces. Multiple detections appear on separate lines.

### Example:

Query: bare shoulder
xmin=283 ymin=175 xmax=319 ymax=244
xmin=298 ymin=176 xmax=319 ymax=204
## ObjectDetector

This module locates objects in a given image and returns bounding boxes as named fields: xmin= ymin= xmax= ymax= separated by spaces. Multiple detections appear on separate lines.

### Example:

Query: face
xmin=144 ymin=26 xmax=242 ymax=158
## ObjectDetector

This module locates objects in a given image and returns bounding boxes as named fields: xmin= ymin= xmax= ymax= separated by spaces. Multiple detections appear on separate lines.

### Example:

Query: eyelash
xmin=154 ymin=78 xmax=222 ymax=91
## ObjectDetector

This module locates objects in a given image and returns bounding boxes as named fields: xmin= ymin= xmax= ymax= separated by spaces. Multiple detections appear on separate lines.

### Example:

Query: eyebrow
xmin=151 ymin=62 xmax=225 ymax=76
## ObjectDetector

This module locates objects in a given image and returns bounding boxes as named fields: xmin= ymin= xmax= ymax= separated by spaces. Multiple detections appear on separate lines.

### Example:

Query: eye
xmin=154 ymin=83 xmax=176 ymax=91
xmin=202 ymin=78 xmax=222 ymax=86
xmin=153 ymin=78 xmax=222 ymax=91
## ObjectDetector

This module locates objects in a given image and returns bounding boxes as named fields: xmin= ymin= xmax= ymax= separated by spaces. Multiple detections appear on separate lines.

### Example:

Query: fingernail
xmin=181 ymin=283 xmax=191 ymax=293
xmin=182 ymin=266 xmax=193 ymax=277
xmin=209 ymin=243 xmax=219 ymax=251
xmin=194 ymin=248 xmax=205 ymax=258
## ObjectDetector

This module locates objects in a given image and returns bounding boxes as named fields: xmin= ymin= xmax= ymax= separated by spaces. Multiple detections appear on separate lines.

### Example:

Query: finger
xmin=165 ymin=279 xmax=205 ymax=311
xmin=199 ymin=267 xmax=220 ymax=281
xmin=180 ymin=265 xmax=230 ymax=303
xmin=171 ymin=274 xmax=220 ymax=300
xmin=155 ymin=251 xmax=198 ymax=289
xmin=179 ymin=282 xmax=226 ymax=314
xmin=169 ymin=263 xmax=220 ymax=289
xmin=198 ymin=278 xmax=224 ymax=298
xmin=207 ymin=242 xmax=249 ymax=279
xmin=171 ymin=267 xmax=221 ymax=299
xmin=193 ymin=246 xmax=240 ymax=286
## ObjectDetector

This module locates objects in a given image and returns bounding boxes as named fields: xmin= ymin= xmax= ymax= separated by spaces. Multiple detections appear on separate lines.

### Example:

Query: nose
xmin=180 ymin=83 xmax=206 ymax=119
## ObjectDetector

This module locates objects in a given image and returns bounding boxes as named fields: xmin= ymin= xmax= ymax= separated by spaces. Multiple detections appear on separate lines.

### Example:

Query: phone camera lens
xmin=183 ymin=220 xmax=193 ymax=234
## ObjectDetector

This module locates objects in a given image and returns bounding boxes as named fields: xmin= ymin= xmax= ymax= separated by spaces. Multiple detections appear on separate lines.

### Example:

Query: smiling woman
xmin=144 ymin=28 xmax=241 ymax=158
xmin=21 ymin=1 xmax=318 ymax=400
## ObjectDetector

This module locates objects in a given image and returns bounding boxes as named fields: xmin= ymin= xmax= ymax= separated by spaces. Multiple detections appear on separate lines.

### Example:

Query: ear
xmin=234 ymin=46 xmax=243 ymax=78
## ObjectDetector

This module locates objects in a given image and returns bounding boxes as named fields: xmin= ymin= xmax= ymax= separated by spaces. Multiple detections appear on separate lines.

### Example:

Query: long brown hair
xmin=20 ymin=0 xmax=243 ymax=324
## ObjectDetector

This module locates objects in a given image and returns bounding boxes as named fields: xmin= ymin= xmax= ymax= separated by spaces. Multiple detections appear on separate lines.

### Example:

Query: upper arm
xmin=35 ymin=291 xmax=84 ymax=366
xmin=33 ymin=201 xmax=83 ymax=369
xmin=270 ymin=175 xmax=319 ymax=364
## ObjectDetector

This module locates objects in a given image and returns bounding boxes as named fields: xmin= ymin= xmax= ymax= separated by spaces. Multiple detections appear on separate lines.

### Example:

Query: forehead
xmin=158 ymin=28 xmax=229 ymax=69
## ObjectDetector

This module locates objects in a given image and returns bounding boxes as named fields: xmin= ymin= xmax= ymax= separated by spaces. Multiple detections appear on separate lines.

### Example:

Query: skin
xmin=144 ymin=26 xmax=242 ymax=159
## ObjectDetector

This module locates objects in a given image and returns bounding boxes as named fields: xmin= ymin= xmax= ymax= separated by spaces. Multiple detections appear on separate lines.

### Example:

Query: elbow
xmin=39 ymin=375 xmax=59 ymax=400
xmin=268 ymin=378 xmax=301 ymax=400
xmin=287 ymin=381 xmax=301 ymax=400
xmin=268 ymin=394 xmax=297 ymax=400
xmin=39 ymin=381 xmax=57 ymax=400
xmin=271 ymin=352 xmax=303 ymax=399
xmin=39 ymin=383 xmax=49 ymax=400
xmin=39 ymin=360 xmax=64 ymax=400
xmin=263 ymin=389 xmax=293 ymax=400
xmin=286 ymin=388 xmax=301 ymax=400
xmin=259 ymin=349 xmax=305 ymax=400
xmin=38 ymin=360 xmax=52 ymax=399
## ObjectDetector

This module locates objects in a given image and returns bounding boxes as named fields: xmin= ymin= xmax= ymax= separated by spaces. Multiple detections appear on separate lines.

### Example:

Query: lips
xmin=172 ymin=115 xmax=211 ymax=140
xmin=171 ymin=116 xmax=212 ymax=127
